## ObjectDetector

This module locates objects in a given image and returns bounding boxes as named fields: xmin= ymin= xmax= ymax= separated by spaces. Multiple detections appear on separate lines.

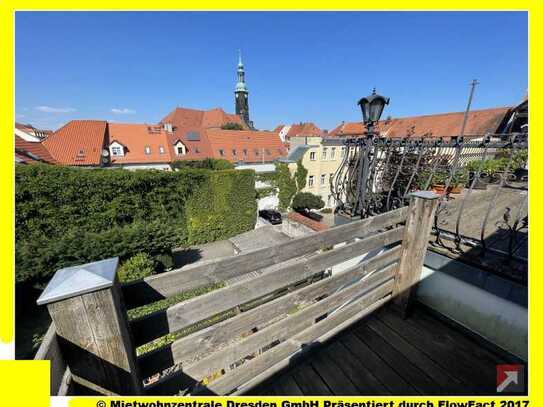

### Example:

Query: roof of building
xmin=160 ymin=106 xmax=249 ymax=162
xmin=43 ymin=120 xmax=107 ymax=166
xmin=161 ymin=107 xmax=247 ymax=130
xmin=205 ymin=129 xmax=287 ymax=163
xmin=275 ymin=122 xmax=324 ymax=139
xmin=277 ymin=144 xmax=315 ymax=163
xmin=15 ymin=135 xmax=57 ymax=164
xmin=108 ymin=123 xmax=174 ymax=164
xmin=329 ymin=107 xmax=512 ymax=139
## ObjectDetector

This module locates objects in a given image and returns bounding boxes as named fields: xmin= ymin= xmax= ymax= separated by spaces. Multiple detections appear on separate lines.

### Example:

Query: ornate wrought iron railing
xmin=331 ymin=133 xmax=528 ymax=272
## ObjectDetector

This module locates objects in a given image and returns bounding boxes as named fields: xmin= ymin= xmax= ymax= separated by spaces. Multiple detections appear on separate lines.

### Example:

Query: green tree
xmin=221 ymin=122 xmax=244 ymax=130
xmin=292 ymin=192 xmax=325 ymax=213
xmin=117 ymin=253 xmax=156 ymax=283
xmin=275 ymin=163 xmax=297 ymax=211
xmin=294 ymin=159 xmax=308 ymax=190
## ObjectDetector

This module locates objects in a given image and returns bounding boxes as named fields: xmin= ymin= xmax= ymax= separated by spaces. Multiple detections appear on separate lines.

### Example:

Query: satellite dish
xmin=102 ymin=149 xmax=109 ymax=157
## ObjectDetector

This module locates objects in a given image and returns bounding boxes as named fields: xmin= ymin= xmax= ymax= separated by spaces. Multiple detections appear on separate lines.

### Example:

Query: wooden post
xmin=37 ymin=257 xmax=142 ymax=395
xmin=393 ymin=191 xmax=439 ymax=316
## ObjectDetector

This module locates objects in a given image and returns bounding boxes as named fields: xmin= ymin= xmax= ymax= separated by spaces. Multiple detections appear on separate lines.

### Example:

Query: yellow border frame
xmin=1 ymin=3 xmax=539 ymax=406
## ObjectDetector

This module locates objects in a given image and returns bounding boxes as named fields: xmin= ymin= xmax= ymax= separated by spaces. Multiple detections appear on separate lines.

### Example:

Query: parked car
xmin=258 ymin=209 xmax=282 ymax=225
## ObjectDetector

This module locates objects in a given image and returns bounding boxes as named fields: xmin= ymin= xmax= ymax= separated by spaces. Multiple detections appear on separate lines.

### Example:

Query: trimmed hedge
xmin=16 ymin=165 xmax=256 ymax=285
xmin=171 ymin=158 xmax=234 ymax=171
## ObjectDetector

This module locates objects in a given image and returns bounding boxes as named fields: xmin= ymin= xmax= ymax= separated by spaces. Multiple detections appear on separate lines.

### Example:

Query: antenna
xmin=459 ymin=79 xmax=479 ymax=137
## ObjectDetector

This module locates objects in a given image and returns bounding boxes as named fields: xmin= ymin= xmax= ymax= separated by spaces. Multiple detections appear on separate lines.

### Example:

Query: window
xmin=232 ymin=149 xmax=237 ymax=156
xmin=341 ymin=147 xmax=346 ymax=157
xmin=159 ymin=146 xmax=165 ymax=155
xmin=219 ymin=149 xmax=225 ymax=156
xmin=310 ymin=151 xmax=316 ymax=161
xmin=322 ymin=148 xmax=328 ymax=160
xmin=308 ymin=175 xmax=314 ymax=188
xmin=255 ymin=149 xmax=260 ymax=156
xmin=175 ymin=141 xmax=186 ymax=156
xmin=195 ymin=148 xmax=200 ymax=153
xmin=320 ymin=174 xmax=326 ymax=185
xmin=330 ymin=147 xmax=336 ymax=160
xmin=111 ymin=146 xmax=123 ymax=156
xmin=144 ymin=146 xmax=151 ymax=155
xmin=243 ymin=149 xmax=248 ymax=156
xmin=265 ymin=149 xmax=271 ymax=155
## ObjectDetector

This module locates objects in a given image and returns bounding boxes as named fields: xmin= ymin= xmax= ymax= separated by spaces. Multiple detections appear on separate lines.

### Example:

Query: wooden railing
xmin=33 ymin=323 xmax=72 ymax=395
xmin=37 ymin=191 xmax=438 ymax=396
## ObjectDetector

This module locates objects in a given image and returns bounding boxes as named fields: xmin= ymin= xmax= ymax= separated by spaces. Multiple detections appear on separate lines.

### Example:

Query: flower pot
xmin=449 ymin=186 xmax=463 ymax=194
xmin=431 ymin=185 xmax=447 ymax=195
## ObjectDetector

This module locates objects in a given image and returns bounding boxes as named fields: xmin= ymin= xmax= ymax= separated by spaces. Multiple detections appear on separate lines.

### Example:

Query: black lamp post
xmin=357 ymin=88 xmax=390 ymax=136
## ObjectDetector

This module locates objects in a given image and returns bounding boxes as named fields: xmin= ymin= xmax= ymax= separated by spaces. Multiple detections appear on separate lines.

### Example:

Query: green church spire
xmin=235 ymin=50 xmax=253 ymax=128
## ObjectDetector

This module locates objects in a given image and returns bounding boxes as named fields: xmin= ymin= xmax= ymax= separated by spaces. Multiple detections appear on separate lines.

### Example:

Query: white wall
xmin=235 ymin=163 xmax=276 ymax=173
xmin=15 ymin=127 xmax=41 ymax=142
xmin=115 ymin=163 xmax=172 ymax=171
xmin=258 ymin=194 xmax=279 ymax=210
xmin=417 ymin=255 xmax=528 ymax=361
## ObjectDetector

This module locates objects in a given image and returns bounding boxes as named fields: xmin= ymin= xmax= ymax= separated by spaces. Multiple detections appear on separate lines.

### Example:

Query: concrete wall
xmin=417 ymin=251 xmax=528 ymax=361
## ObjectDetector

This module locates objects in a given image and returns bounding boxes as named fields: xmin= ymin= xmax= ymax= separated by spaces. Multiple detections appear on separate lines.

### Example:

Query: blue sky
xmin=16 ymin=11 xmax=527 ymax=131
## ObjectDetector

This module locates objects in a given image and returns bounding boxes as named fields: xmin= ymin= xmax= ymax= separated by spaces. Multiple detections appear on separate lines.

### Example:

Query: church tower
xmin=235 ymin=50 xmax=253 ymax=129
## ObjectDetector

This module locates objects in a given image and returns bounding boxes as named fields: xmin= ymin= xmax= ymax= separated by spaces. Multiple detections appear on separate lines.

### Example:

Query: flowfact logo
xmin=496 ymin=364 xmax=525 ymax=393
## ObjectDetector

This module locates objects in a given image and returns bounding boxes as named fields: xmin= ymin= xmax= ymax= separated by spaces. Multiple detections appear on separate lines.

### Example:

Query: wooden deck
xmin=248 ymin=303 xmax=524 ymax=396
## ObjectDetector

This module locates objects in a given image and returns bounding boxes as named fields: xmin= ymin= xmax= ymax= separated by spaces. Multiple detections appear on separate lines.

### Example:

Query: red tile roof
xmin=108 ymin=123 xmax=173 ymax=164
xmin=43 ymin=120 xmax=107 ymax=166
xmin=202 ymin=108 xmax=247 ymax=129
xmin=329 ymin=107 xmax=512 ymax=139
xmin=205 ymin=129 xmax=287 ymax=163
xmin=15 ymin=135 xmax=57 ymax=164
xmin=276 ymin=122 xmax=323 ymax=139
xmin=161 ymin=107 xmax=247 ymax=130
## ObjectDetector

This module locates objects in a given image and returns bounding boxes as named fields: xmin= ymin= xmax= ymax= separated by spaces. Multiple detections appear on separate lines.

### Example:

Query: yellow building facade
xmin=282 ymin=136 xmax=347 ymax=208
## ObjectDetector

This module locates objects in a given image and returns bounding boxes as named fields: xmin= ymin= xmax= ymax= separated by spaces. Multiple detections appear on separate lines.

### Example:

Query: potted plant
xmin=449 ymin=168 xmax=468 ymax=194
xmin=430 ymin=170 xmax=448 ymax=195
xmin=466 ymin=160 xmax=489 ymax=190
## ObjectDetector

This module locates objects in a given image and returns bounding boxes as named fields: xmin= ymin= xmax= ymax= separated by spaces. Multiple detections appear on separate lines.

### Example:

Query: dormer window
xmin=109 ymin=141 xmax=124 ymax=157
xmin=174 ymin=140 xmax=186 ymax=156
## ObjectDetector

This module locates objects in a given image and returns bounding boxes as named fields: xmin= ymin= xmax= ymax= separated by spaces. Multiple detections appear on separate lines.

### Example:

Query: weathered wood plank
xmin=34 ymin=323 xmax=68 ymax=396
xmin=323 ymin=340 xmax=388 ymax=395
xmin=394 ymin=192 xmax=438 ymax=315
xmin=122 ymin=207 xmax=408 ymax=309
xmin=364 ymin=316 xmax=468 ymax=393
xmin=309 ymin=349 xmax=361 ymax=395
xmin=131 ymin=227 xmax=404 ymax=346
xmin=178 ymin=268 xmax=396 ymax=382
xmin=378 ymin=307 xmax=500 ymax=393
xmin=338 ymin=331 xmax=417 ymax=395
xmin=292 ymin=365 xmax=332 ymax=395
xmin=137 ymin=246 xmax=401 ymax=378
xmin=352 ymin=324 xmax=443 ymax=394
xmin=195 ymin=293 xmax=393 ymax=395
xmin=47 ymin=284 xmax=142 ymax=395
xmin=272 ymin=375 xmax=304 ymax=395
